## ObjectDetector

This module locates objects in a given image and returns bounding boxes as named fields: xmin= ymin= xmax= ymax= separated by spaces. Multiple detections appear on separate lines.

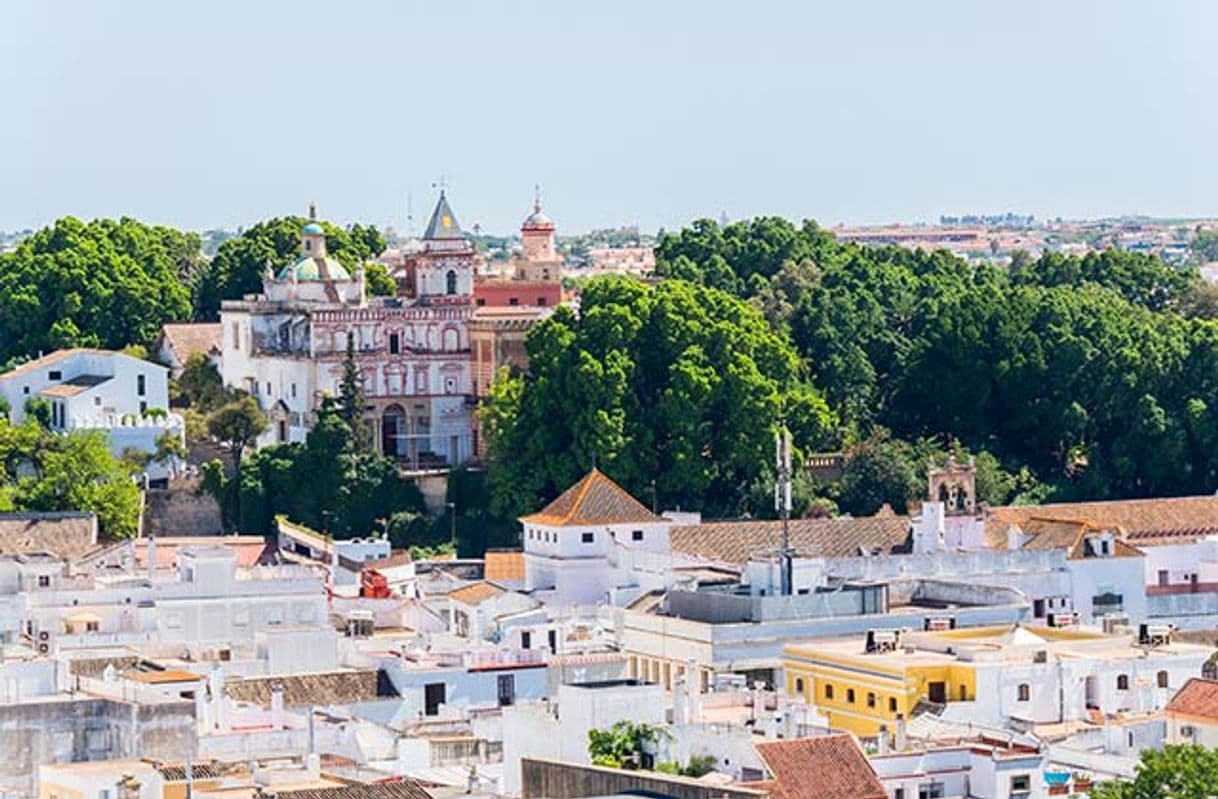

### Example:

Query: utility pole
xmin=775 ymin=427 xmax=793 ymax=596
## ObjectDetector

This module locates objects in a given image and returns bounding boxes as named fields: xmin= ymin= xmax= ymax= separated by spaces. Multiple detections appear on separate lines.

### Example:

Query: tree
xmin=484 ymin=276 xmax=835 ymax=520
xmin=587 ymin=721 xmax=670 ymax=769
xmin=195 ymin=216 xmax=388 ymax=319
xmin=1089 ymin=744 xmax=1218 ymax=799
xmin=337 ymin=338 xmax=367 ymax=448
xmin=364 ymin=262 xmax=397 ymax=296
xmin=23 ymin=398 xmax=51 ymax=429
xmin=0 ymin=421 xmax=141 ymax=538
xmin=173 ymin=352 xmax=226 ymax=410
xmin=207 ymin=395 xmax=267 ymax=469
xmin=0 ymin=217 xmax=195 ymax=362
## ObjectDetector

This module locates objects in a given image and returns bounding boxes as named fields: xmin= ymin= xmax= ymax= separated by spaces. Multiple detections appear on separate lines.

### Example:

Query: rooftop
xmin=448 ymin=580 xmax=507 ymax=606
xmin=1166 ymin=677 xmax=1218 ymax=720
xmin=39 ymin=373 xmax=111 ymax=397
xmin=670 ymin=516 xmax=910 ymax=564
xmin=987 ymin=495 xmax=1218 ymax=547
xmin=157 ymin=322 xmax=222 ymax=360
xmin=521 ymin=469 xmax=664 ymax=527
xmin=755 ymin=734 xmax=886 ymax=799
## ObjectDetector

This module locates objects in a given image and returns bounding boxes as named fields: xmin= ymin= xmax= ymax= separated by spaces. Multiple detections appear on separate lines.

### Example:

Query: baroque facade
xmin=219 ymin=196 xmax=475 ymax=468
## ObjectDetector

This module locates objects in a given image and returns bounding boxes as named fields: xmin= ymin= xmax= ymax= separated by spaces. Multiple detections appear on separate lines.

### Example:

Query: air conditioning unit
xmin=37 ymin=642 xmax=50 ymax=655
xmin=1139 ymin=623 xmax=1174 ymax=646
xmin=866 ymin=629 xmax=900 ymax=653
xmin=924 ymin=617 xmax=956 ymax=632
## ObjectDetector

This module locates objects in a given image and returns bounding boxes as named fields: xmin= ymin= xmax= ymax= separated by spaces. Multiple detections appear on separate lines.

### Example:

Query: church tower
xmin=411 ymin=191 xmax=474 ymax=302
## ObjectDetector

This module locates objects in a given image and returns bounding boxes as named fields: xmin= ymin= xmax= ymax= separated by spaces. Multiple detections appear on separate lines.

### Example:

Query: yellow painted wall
xmin=784 ymin=655 xmax=976 ymax=736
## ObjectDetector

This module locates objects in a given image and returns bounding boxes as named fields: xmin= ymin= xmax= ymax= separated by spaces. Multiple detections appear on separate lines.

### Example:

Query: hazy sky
xmin=2 ymin=1 xmax=1216 ymax=235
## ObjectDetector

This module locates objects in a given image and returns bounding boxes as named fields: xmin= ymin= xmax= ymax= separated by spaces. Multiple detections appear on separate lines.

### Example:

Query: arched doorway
xmin=381 ymin=404 xmax=406 ymax=457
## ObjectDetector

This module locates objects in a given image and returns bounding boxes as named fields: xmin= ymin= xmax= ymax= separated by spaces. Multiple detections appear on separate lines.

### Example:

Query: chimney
xmin=877 ymin=724 xmax=889 ymax=755
xmin=895 ymin=714 xmax=907 ymax=751
xmin=146 ymin=536 xmax=156 ymax=581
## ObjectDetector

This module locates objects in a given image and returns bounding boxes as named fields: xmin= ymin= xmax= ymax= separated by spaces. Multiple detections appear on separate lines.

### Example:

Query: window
xmin=1017 ymin=683 xmax=1030 ymax=701
xmin=824 ymin=684 xmax=834 ymax=700
xmin=794 ymin=678 xmax=805 ymax=694
xmin=889 ymin=697 xmax=898 ymax=712
xmin=476 ymin=298 xmax=486 ymax=306
xmin=139 ymin=401 xmax=147 ymax=414
xmin=446 ymin=270 xmax=457 ymax=295
xmin=895 ymin=790 xmax=905 ymax=799
xmin=86 ymin=621 xmax=99 ymax=633
xmin=1182 ymin=724 xmax=1196 ymax=738
xmin=846 ymin=688 xmax=856 ymax=704
xmin=632 ymin=530 xmax=644 ymax=541
xmin=521 ymin=631 xmax=532 ymax=650
xmin=1010 ymin=775 xmax=1030 ymax=795
xmin=291 ymin=383 xmax=297 ymax=398
xmin=497 ymin=673 xmax=516 ymax=706
xmin=389 ymin=333 xmax=400 ymax=354
xmin=918 ymin=782 xmax=944 ymax=799
xmin=1117 ymin=674 xmax=1129 ymax=690
xmin=48 ymin=370 xmax=61 ymax=380
xmin=424 ymin=682 xmax=446 ymax=716
xmin=137 ymin=374 xmax=145 ymax=395
xmin=266 ymin=381 xmax=272 ymax=396
xmin=867 ymin=692 xmax=876 ymax=708
xmin=37 ymin=574 xmax=50 ymax=588
xmin=538 ymin=297 xmax=548 ymax=306
xmin=509 ymin=297 xmax=519 ymax=306
xmin=581 ymin=532 xmax=594 ymax=544
xmin=1158 ymin=670 xmax=1169 ymax=688
xmin=23 ymin=386 xmax=29 ymax=394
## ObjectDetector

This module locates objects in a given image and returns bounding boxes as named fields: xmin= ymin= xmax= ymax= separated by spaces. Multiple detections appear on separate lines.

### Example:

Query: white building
xmin=1166 ymin=677 xmax=1218 ymax=746
xmin=219 ymin=198 xmax=475 ymax=467
xmin=0 ymin=348 xmax=182 ymax=482
xmin=521 ymin=469 xmax=673 ymax=606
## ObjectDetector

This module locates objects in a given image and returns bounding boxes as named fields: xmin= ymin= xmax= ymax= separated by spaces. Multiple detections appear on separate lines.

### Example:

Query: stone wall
xmin=0 ymin=696 xmax=195 ymax=798
xmin=143 ymin=478 xmax=223 ymax=537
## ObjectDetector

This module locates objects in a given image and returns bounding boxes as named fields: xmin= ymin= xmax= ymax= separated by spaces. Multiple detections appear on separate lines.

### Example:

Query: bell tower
xmin=928 ymin=455 xmax=976 ymax=516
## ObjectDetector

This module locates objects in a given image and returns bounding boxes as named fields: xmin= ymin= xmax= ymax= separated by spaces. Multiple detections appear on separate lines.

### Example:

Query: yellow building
xmin=783 ymin=624 xmax=1160 ymax=736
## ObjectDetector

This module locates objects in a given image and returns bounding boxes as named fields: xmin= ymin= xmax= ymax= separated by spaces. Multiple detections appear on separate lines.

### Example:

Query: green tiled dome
xmin=277 ymin=254 xmax=351 ymax=282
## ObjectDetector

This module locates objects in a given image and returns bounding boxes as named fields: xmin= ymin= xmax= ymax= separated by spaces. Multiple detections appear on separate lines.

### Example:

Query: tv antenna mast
xmin=775 ymin=426 xmax=793 ymax=596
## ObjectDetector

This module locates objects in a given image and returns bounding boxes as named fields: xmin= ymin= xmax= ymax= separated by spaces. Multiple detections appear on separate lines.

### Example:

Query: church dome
xmin=522 ymin=209 xmax=553 ymax=230
xmin=302 ymin=221 xmax=325 ymax=235
xmin=277 ymin=254 xmax=351 ymax=282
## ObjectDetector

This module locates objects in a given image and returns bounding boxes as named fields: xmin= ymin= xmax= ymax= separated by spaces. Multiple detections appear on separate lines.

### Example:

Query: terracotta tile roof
xmin=157 ymin=763 xmax=230 ymax=781
xmin=133 ymin=536 xmax=270 ymax=569
xmin=224 ymin=670 xmax=389 ymax=707
xmin=1013 ymin=518 xmax=1144 ymax=559
xmin=755 ymin=734 xmax=886 ymax=799
xmin=40 ymin=374 xmax=110 ymax=397
xmin=483 ymin=549 xmax=524 ymax=581
xmin=1166 ymin=678 xmax=1218 ymax=720
xmin=157 ymin=323 xmax=222 ymax=361
xmin=0 ymin=348 xmax=112 ymax=378
xmin=279 ymin=780 xmax=433 ymax=799
xmin=671 ymin=516 xmax=910 ymax=564
xmin=986 ymin=496 xmax=1218 ymax=548
xmin=520 ymin=468 xmax=664 ymax=526
xmin=448 ymin=580 xmax=507 ymax=606
xmin=124 ymin=668 xmax=202 ymax=684
xmin=0 ymin=512 xmax=97 ymax=560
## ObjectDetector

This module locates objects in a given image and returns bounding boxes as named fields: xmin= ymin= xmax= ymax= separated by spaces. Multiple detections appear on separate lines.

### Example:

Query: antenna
xmin=775 ymin=426 xmax=793 ymax=596
xmin=406 ymin=192 xmax=414 ymax=237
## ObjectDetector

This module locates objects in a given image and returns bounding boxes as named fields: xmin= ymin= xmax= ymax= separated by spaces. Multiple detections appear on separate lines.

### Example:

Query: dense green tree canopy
xmin=0 ymin=420 xmax=141 ymax=537
xmin=483 ymin=276 xmax=835 ymax=519
xmin=0 ymin=217 xmax=196 ymax=363
xmin=1089 ymin=744 xmax=1218 ymax=799
xmin=654 ymin=216 xmax=1218 ymax=508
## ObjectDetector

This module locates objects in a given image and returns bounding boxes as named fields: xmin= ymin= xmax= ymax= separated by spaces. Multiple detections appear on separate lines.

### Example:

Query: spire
xmin=423 ymin=191 xmax=465 ymax=241
xmin=533 ymin=183 xmax=542 ymax=215
xmin=308 ymin=201 xmax=317 ymax=221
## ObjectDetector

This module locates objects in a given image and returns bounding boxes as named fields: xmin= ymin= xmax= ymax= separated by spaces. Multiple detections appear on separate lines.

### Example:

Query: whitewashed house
xmin=0 ymin=348 xmax=182 ymax=482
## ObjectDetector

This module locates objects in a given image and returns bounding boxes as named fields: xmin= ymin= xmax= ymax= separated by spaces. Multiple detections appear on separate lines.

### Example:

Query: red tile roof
xmin=520 ymin=469 xmax=663 ymax=526
xmin=157 ymin=323 xmax=222 ymax=362
xmin=671 ymin=517 xmax=909 ymax=564
xmin=448 ymin=581 xmax=507 ymax=606
xmin=1167 ymin=678 xmax=1218 ymax=720
xmin=484 ymin=549 xmax=525 ymax=581
xmin=986 ymin=496 xmax=1218 ymax=548
xmin=755 ymin=734 xmax=886 ymax=799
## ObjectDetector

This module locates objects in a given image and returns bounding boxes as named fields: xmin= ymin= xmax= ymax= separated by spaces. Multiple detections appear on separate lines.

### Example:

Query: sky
xmin=2 ymin=1 xmax=1217 ymax=235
